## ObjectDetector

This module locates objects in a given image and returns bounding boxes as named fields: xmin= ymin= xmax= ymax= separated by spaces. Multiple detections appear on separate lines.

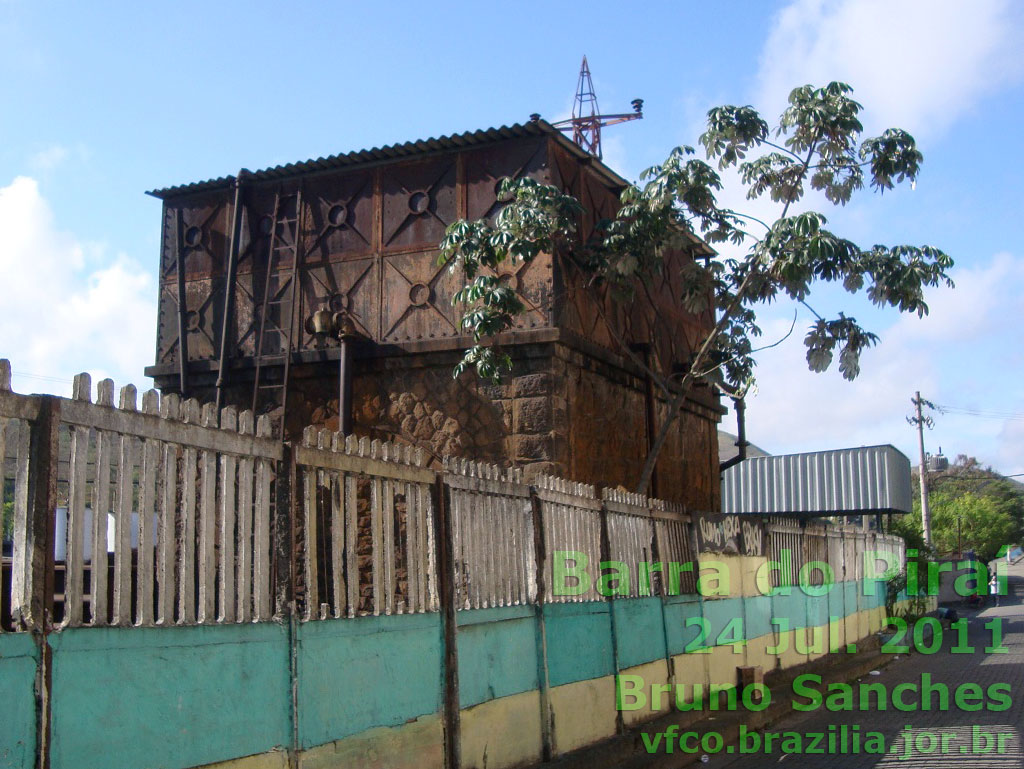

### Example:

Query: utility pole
xmin=908 ymin=392 xmax=936 ymax=547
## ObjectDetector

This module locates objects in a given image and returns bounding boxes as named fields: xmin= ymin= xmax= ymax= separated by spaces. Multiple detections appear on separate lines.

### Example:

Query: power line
xmin=12 ymin=371 xmax=74 ymax=385
xmin=933 ymin=403 xmax=1024 ymax=421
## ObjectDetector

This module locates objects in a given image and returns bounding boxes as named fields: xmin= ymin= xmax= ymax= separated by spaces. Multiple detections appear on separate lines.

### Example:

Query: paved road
xmin=706 ymin=559 xmax=1024 ymax=768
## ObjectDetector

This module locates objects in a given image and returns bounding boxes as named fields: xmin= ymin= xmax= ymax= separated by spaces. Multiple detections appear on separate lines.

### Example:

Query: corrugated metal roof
xmin=721 ymin=444 xmax=912 ymax=516
xmin=146 ymin=119 xmax=629 ymax=199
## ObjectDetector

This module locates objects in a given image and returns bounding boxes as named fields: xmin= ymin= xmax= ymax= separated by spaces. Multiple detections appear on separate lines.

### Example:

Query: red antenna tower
xmin=552 ymin=56 xmax=643 ymax=160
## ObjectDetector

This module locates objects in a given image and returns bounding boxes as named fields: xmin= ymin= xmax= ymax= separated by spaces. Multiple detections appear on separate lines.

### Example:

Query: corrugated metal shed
xmin=721 ymin=444 xmax=912 ymax=516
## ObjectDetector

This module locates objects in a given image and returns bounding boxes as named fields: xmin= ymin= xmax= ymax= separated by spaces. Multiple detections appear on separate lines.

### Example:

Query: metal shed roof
xmin=146 ymin=119 xmax=629 ymax=199
xmin=720 ymin=444 xmax=912 ymax=516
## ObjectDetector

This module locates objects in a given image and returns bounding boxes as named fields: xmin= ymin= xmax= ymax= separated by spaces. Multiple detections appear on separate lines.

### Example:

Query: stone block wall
xmin=283 ymin=337 xmax=722 ymax=510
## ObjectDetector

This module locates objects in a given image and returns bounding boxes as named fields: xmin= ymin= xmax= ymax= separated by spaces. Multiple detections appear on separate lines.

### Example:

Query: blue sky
xmin=1 ymin=0 xmax=1023 ymax=475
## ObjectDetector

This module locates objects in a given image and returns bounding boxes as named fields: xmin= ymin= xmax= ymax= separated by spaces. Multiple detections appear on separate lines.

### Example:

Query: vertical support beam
xmin=273 ymin=443 xmax=299 ymax=765
xmin=215 ymin=174 xmax=247 ymax=414
xmin=273 ymin=443 xmax=295 ymax=620
xmin=174 ymin=207 xmax=190 ymax=396
xmin=433 ymin=476 xmax=460 ymax=769
xmin=528 ymin=486 xmax=554 ymax=761
xmin=598 ymin=500 xmax=624 ymax=735
xmin=28 ymin=396 xmax=60 ymax=769
xmin=651 ymin=518 xmax=676 ymax=688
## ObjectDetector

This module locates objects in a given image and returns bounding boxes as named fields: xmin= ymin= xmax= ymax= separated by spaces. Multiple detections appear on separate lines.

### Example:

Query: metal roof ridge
xmin=146 ymin=118 xmax=599 ymax=199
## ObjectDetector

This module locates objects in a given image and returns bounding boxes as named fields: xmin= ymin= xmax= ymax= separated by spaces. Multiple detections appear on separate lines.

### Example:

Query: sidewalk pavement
xmin=705 ymin=559 xmax=1024 ymax=769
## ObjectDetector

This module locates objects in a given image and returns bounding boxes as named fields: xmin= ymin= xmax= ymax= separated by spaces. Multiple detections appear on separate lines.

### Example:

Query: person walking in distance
xmin=989 ymin=573 xmax=1000 ymax=607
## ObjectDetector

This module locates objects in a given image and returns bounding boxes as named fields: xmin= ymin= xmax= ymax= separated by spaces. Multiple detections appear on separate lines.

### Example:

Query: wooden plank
xmin=179 ymin=442 xmax=197 ymax=624
xmin=64 ymin=424 xmax=89 ymax=627
xmin=404 ymin=481 xmax=419 ymax=613
xmin=113 ymin=386 xmax=137 ymax=625
xmin=10 ymin=420 xmax=31 ymax=624
xmin=418 ymin=483 xmax=431 ymax=611
xmin=112 ymin=430 xmax=135 ymax=625
xmin=503 ymin=494 xmax=514 ymax=607
xmin=423 ymin=483 xmax=439 ymax=611
xmin=218 ymin=408 xmax=238 ymax=623
xmin=197 ymin=406 xmax=218 ymax=624
xmin=303 ymin=467 xmax=319 ymax=620
xmin=382 ymin=478 xmax=395 ymax=615
xmin=344 ymin=473 xmax=357 ymax=617
xmin=137 ymin=434 xmax=158 ymax=626
xmin=136 ymin=390 xmax=160 ymax=627
xmin=157 ymin=442 xmax=177 ymax=624
xmin=90 ymin=427 xmax=112 ymax=626
xmin=294 ymin=444 xmax=433 ymax=485
xmin=448 ymin=486 xmax=461 ymax=608
xmin=236 ymin=411 xmax=255 ymax=622
xmin=0 ymin=390 xmax=41 ymax=422
xmin=371 ymin=475 xmax=382 ymax=615
xmin=486 ymin=489 xmax=498 ymax=607
xmin=330 ymin=471 xmax=344 ymax=619
xmin=60 ymin=399 xmax=281 ymax=460
xmin=470 ymin=489 xmax=482 ymax=609
xmin=253 ymin=416 xmax=273 ymax=621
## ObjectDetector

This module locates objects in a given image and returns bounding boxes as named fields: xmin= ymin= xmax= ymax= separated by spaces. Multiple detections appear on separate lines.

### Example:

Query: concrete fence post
xmin=433 ymin=475 xmax=461 ymax=769
xmin=528 ymin=485 xmax=554 ymax=760
xmin=27 ymin=395 xmax=60 ymax=769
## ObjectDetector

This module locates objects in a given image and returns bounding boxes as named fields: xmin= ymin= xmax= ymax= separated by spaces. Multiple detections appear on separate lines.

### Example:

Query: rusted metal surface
xmin=147 ymin=126 xmax=605 ymax=391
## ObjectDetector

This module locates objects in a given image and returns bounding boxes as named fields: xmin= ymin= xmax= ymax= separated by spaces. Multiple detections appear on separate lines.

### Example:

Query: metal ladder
xmin=251 ymin=187 xmax=303 ymax=425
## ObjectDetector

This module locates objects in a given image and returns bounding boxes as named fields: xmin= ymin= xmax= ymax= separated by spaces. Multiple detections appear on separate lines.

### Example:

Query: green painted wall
xmin=611 ymin=597 xmax=666 ymax=670
xmin=0 ymin=633 xmax=38 ymax=769
xmin=743 ymin=595 xmax=773 ymax=639
xmin=456 ymin=606 xmax=538 ymax=708
xmin=0 ymin=575 xmax=903 ymax=769
xmin=296 ymin=612 xmax=443 ymax=749
xmin=542 ymin=602 xmax=614 ymax=687
xmin=661 ymin=595 xmax=703 ymax=655
xmin=49 ymin=624 xmax=291 ymax=769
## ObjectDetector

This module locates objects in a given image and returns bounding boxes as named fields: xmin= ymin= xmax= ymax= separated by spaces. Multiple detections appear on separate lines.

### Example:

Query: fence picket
xmin=330 ymin=470 xmax=344 ymax=619
xmin=0 ymin=357 xmax=914 ymax=637
xmin=218 ymin=408 xmax=238 ymax=623
xmin=236 ymin=411 xmax=254 ymax=622
xmin=10 ymin=420 xmax=31 ymax=625
xmin=90 ymin=426 xmax=112 ymax=626
xmin=303 ymin=466 xmax=319 ymax=621
xmin=344 ymin=472 xmax=358 ymax=617
xmin=371 ymin=475 xmax=382 ymax=616
xmin=253 ymin=415 xmax=272 ymax=621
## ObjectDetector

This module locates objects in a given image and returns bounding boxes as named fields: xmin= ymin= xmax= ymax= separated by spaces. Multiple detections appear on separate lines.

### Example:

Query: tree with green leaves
xmin=905 ymin=489 xmax=1018 ymax=564
xmin=440 ymin=82 xmax=953 ymax=493
xmin=907 ymin=454 xmax=1024 ymax=556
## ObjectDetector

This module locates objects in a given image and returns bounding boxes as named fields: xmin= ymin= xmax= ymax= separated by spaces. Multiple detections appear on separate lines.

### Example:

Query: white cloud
xmin=755 ymin=0 xmax=1023 ymax=137
xmin=28 ymin=145 xmax=69 ymax=173
xmin=0 ymin=176 xmax=155 ymax=397
xmin=732 ymin=251 xmax=1024 ymax=475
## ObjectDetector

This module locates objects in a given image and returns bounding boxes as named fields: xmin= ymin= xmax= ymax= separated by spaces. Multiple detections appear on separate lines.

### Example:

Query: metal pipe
xmin=719 ymin=396 xmax=749 ymax=472
xmin=338 ymin=334 xmax=354 ymax=436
